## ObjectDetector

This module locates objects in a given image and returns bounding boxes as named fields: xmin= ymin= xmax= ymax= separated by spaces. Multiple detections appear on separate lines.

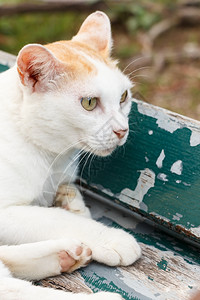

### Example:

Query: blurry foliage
xmin=0 ymin=12 xmax=87 ymax=54
xmin=0 ymin=0 xmax=177 ymax=54
xmin=121 ymin=4 xmax=161 ymax=32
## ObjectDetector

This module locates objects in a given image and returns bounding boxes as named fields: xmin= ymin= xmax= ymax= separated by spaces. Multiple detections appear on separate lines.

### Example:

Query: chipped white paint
xmin=176 ymin=180 xmax=181 ymax=184
xmin=119 ymin=168 xmax=155 ymax=208
xmin=183 ymin=182 xmax=191 ymax=187
xmin=135 ymin=100 xmax=200 ymax=139
xmin=102 ymin=188 xmax=114 ymax=197
xmin=137 ymin=102 xmax=182 ymax=133
xmin=118 ymin=267 xmax=156 ymax=299
xmin=119 ymin=244 xmax=200 ymax=300
xmin=148 ymin=130 xmax=153 ymax=135
xmin=156 ymin=150 xmax=165 ymax=168
xmin=170 ymin=160 xmax=183 ymax=175
xmin=190 ymin=130 xmax=200 ymax=147
xmin=150 ymin=212 xmax=170 ymax=223
xmin=157 ymin=173 xmax=168 ymax=182
xmin=145 ymin=156 xmax=149 ymax=162
xmin=191 ymin=226 xmax=200 ymax=237
xmin=172 ymin=213 xmax=183 ymax=221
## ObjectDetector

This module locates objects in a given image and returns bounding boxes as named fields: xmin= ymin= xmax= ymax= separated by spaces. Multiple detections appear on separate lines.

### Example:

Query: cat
xmin=0 ymin=11 xmax=141 ymax=300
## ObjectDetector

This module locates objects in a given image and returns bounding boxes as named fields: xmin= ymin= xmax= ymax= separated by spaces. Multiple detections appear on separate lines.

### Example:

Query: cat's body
xmin=0 ymin=12 xmax=141 ymax=300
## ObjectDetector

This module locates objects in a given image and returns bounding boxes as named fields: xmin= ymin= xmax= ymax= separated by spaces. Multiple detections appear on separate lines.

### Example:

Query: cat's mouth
xmin=96 ymin=146 xmax=117 ymax=157
xmin=80 ymin=142 xmax=117 ymax=157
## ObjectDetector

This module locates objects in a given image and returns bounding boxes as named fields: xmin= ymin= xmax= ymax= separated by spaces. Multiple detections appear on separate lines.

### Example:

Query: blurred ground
xmin=0 ymin=0 xmax=200 ymax=120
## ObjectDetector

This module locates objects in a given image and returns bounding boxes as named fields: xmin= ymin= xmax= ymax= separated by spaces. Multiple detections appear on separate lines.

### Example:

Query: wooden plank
xmin=37 ymin=271 xmax=93 ymax=294
xmin=36 ymin=197 xmax=200 ymax=300
xmin=79 ymin=100 xmax=200 ymax=244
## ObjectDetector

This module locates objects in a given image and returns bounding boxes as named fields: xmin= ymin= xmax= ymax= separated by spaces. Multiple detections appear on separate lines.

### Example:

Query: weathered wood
xmin=36 ymin=272 xmax=92 ymax=294
xmin=35 ymin=198 xmax=200 ymax=300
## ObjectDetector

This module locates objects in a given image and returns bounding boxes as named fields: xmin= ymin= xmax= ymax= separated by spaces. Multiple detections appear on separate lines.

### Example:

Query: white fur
xmin=0 ymin=11 xmax=141 ymax=299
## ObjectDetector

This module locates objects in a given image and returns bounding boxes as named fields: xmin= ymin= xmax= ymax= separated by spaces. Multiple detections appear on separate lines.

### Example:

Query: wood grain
xmin=36 ymin=271 xmax=92 ymax=294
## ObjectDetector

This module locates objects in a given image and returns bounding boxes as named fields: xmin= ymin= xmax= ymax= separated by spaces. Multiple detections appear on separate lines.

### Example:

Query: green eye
xmin=120 ymin=90 xmax=128 ymax=104
xmin=81 ymin=97 xmax=97 ymax=111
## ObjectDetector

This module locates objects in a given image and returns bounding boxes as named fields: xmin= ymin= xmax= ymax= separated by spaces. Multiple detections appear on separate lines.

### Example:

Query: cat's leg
xmin=0 ymin=206 xmax=141 ymax=267
xmin=0 ymin=275 xmax=124 ymax=300
xmin=55 ymin=184 xmax=91 ymax=218
xmin=0 ymin=257 xmax=123 ymax=300
xmin=0 ymin=239 xmax=92 ymax=280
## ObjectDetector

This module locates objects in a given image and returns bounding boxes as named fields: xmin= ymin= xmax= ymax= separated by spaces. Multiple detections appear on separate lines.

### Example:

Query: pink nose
xmin=113 ymin=129 xmax=128 ymax=139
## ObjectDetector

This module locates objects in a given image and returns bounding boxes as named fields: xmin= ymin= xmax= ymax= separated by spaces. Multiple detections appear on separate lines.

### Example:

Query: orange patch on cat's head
xmin=45 ymin=40 xmax=117 ymax=80
xmin=45 ymin=41 xmax=96 ymax=78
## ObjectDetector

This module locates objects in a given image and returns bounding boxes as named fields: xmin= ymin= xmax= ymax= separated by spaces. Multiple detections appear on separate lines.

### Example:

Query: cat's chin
xmin=94 ymin=146 xmax=117 ymax=157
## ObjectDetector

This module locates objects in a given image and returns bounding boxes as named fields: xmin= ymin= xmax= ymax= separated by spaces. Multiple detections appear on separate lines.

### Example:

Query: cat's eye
xmin=120 ymin=90 xmax=128 ymax=104
xmin=81 ymin=97 xmax=97 ymax=111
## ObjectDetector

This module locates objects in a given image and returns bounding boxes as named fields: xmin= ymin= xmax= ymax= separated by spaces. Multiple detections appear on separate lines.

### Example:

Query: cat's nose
xmin=113 ymin=129 xmax=128 ymax=139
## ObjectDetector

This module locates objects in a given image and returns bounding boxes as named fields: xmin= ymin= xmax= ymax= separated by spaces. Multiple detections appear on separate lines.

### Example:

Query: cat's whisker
xmin=130 ymin=81 xmax=143 ymax=86
xmin=122 ymin=56 xmax=151 ymax=73
xmin=58 ymin=146 xmax=87 ymax=187
xmin=88 ymin=153 xmax=96 ymax=178
xmin=126 ymin=66 xmax=151 ymax=77
xmin=68 ymin=150 xmax=90 ymax=189
xmin=80 ymin=151 xmax=93 ymax=183
xmin=121 ymin=144 xmax=126 ymax=157
xmin=130 ymin=74 xmax=150 ymax=81
xmin=42 ymin=142 xmax=86 ymax=194
xmin=46 ymin=138 xmax=86 ymax=176
xmin=129 ymin=130 xmax=137 ymax=134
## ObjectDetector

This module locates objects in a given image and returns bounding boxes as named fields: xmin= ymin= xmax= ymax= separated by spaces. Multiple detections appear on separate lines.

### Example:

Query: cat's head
xmin=16 ymin=11 xmax=132 ymax=156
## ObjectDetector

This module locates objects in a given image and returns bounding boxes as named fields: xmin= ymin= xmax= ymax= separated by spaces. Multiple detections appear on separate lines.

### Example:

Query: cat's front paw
xmin=55 ymin=184 xmax=91 ymax=218
xmin=92 ymin=228 xmax=141 ymax=266
xmin=58 ymin=241 xmax=92 ymax=273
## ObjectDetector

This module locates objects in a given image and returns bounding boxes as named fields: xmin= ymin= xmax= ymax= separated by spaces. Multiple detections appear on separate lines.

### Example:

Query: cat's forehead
xmin=45 ymin=40 xmax=117 ymax=78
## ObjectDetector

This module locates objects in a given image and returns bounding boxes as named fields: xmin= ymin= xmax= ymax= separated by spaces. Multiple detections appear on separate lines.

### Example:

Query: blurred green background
xmin=0 ymin=0 xmax=200 ymax=119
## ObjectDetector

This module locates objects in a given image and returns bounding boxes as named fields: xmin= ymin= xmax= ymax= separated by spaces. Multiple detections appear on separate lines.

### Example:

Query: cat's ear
xmin=73 ymin=11 xmax=112 ymax=57
xmin=17 ymin=44 xmax=62 ymax=92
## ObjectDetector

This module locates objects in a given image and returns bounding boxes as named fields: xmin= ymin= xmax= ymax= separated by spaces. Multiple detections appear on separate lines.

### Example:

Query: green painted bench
xmin=1 ymin=51 xmax=200 ymax=300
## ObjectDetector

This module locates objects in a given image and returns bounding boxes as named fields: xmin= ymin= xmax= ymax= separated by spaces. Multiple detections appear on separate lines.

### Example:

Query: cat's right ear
xmin=17 ymin=44 xmax=62 ymax=93
xmin=72 ymin=11 xmax=112 ymax=58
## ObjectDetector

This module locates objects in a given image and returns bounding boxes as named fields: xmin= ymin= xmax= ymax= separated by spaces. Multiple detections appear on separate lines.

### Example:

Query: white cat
xmin=0 ymin=11 xmax=141 ymax=300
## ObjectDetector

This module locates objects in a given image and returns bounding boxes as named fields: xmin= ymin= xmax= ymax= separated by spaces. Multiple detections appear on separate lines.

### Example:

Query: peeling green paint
xmin=0 ymin=64 xmax=9 ymax=73
xmin=80 ymin=265 xmax=144 ymax=300
xmin=157 ymin=258 xmax=169 ymax=271
xmin=147 ymin=276 xmax=154 ymax=281
xmin=80 ymin=217 xmax=200 ymax=300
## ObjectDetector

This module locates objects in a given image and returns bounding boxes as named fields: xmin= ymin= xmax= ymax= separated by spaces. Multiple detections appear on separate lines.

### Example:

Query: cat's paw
xmin=91 ymin=228 xmax=141 ymax=267
xmin=55 ymin=184 xmax=91 ymax=218
xmin=57 ymin=239 xmax=92 ymax=273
